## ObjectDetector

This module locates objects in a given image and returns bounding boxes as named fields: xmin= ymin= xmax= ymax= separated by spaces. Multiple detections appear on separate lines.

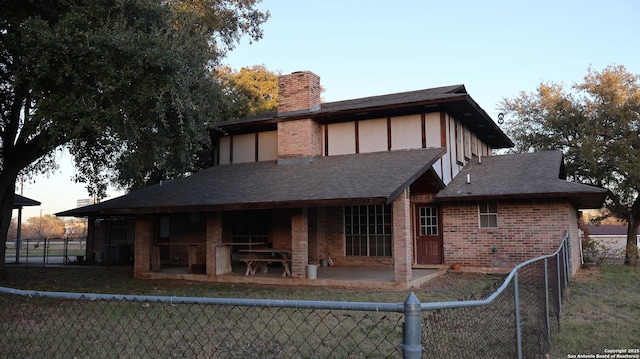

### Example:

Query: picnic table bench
xmin=240 ymin=249 xmax=291 ymax=277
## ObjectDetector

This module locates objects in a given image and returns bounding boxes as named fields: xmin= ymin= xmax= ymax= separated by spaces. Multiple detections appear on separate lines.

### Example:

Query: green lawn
xmin=0 ymin=266 xmax=502 ymax=358
xmin=550 ymin=265 xmax=640 ymax=358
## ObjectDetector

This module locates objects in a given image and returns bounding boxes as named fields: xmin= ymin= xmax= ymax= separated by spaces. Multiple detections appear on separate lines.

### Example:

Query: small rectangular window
xmin=479 ymin=201 xmax=498 ymax=228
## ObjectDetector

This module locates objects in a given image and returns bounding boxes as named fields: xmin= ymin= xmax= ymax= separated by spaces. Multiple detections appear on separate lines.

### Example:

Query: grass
xmin=4 ymin=265 xmax=636 ymax=358
xmin=0 ymin=265 xmax=501 ymax=302
xmin=0 ymin=266 xmax=502 ymax=358
xmin=550 ymin=265 xmax=640 ymax=358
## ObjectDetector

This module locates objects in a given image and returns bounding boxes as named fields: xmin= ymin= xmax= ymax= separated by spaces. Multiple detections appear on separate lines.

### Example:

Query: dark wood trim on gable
xmin=324 ymin=124 xmax=329 ymax=156
xmin=439 ymin=112 xmax=446 ymax=147
xmin=229 ymin=136 xmax=234 ymax=164
xmin=355 ymin=120 xmax=360 ymax=154
xmin=255 ymin=133 xmax=259 ymax=162
xmin=387 ymin=117 xmax=392 ymax=151
xmin=421 ymin=113 xmax=426 ymax=148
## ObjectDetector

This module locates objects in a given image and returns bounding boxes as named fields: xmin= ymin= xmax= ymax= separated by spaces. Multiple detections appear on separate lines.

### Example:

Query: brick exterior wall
xmin=276 ymin=72 xmax=323 ymax=160
xmin=134 ymin=215 xmax=154 ymax=278
xmin=392 ymin=189 xmax=412 ymax=282
xmin=271 ymin=210 xmax=292 ymax=249
xmin=205 ymin=212 xmax=222 ymax=275
xmin=326 ymin=207 xmax=345 ymax=265
xmin=291 ymin=208 xmax=309 ymax=279
xmin=314 ymin=207 xmax=328 ymax=263
xmin=277 ymin=71 xmax=321 ymax=114
xmin=442 ymin=199 xmax=580 ymax=270
xmin=277 ymin=119 xmax=323 ymax=159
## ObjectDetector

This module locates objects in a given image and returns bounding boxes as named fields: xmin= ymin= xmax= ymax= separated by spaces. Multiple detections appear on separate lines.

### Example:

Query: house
xmin=57 ymin=71 xmax=606 ymax=289
xmin=584 ymin=224 xmax=639 ymax=262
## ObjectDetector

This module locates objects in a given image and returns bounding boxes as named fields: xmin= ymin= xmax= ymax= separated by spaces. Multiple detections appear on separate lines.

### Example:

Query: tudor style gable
xmin=212 ymin=71 xmax=513 ymax=186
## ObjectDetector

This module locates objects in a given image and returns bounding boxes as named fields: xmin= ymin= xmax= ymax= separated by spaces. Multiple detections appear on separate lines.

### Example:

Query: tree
xmin=500 ymin=65 xmax=640 ymax=264
xmin=63 ymin=218 xmax=87 ymax=238
xmin=24 ymin=214 xmax=66 ymax=239
xmin=0 ymin=0 xmax=269 ymax=276
xmin=217 ymin=64 xmax=280 ymax=118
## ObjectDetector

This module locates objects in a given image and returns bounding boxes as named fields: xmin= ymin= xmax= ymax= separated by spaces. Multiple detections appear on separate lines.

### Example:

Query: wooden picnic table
xmin=239 ymin=248 xmax=292 ymax=277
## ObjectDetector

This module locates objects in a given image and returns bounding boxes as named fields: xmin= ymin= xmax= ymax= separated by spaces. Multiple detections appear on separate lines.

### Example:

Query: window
xmin=345 ymin=205 xmax=392 ymax=257
xmin=419 ymin=207 xmax=438 ymax=235
xmin=479 ymin=202 xmax=498 ymax=228
xmin=231 ymin=210 xmax=269 ymax=244
xmin=159 ymin=215 xmax=170 ymax=239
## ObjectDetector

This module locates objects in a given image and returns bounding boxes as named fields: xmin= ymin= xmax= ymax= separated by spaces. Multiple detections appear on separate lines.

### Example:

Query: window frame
xmin=478 ymin=201 xmax=498 ymax=228
xmin=344 ymin=205 xmax=392 ymax=257
xmin=419 ymin=206 xmax=438 ymax=236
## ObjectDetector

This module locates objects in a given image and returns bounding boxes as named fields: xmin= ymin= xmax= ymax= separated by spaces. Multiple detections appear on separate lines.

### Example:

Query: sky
xmin=15 ymin=0 xmax=640 ymax=220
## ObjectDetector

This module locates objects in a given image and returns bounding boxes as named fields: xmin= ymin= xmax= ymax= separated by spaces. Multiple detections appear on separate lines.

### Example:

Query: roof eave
xmin=436 ymin=191 xmax=606 ymax=209
xmin=99 ymin=197 xmax=391 ymax=215
xmin=386 ymin=148 xmax=447 ymax=204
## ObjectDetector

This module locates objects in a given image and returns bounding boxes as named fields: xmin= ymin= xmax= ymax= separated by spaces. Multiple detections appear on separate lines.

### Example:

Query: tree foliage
xmin=217 ymin=64 xmax=280 ymax=118
xmin=0 ymin=0 xmax=269 ymax=275
xmin=500 ymin=65 xmax=640 ymax=264
xmin=24 ymin=214 xmax=66 ymax=239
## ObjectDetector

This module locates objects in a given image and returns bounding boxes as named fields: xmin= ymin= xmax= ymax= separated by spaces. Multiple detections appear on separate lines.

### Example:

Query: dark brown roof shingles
xmin=64 ymin=148 xmax=445 ymax=215
xmin=435 ymin=151 xmax=606 ymax=208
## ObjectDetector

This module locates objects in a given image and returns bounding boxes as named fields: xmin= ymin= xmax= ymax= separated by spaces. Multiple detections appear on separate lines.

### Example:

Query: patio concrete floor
xmin=156 ymin=264 xmax=446 ymax=290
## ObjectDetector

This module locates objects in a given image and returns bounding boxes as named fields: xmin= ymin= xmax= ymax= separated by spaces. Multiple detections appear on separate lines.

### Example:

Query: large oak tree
xmin=501 ymin=65 xmax=640 ymax=264
xmin=0 ymin=0 xmax=269 ymax=275
xmin=217 ymin=64 xmax=279 ymax=117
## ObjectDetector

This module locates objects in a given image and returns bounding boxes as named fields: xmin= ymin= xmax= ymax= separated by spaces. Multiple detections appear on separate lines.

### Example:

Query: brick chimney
xmin=277 ymin=71 xmax=322 ymax=114
xmin=277 ymin=71 xmax=323 ymax=161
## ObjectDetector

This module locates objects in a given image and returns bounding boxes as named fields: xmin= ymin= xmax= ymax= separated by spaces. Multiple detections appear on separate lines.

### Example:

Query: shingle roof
xmin=316 ymin=85 xmax=467 ymax=113
xmin=435 ymin=151 xmax=607 ymax=208
xmin=57 ymin=148 xmax=446 ymax=216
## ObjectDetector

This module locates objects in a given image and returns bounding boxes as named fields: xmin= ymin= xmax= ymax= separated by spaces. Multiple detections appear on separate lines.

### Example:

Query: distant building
xmin=76 ymin=198 xmax=98 ymax=208
xmin=586 ymin=224 xmax=640 ymax=254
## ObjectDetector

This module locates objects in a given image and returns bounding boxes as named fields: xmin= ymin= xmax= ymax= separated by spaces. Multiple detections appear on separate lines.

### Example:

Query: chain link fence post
xmin=43 ymin=237 xmax=47 ymax=266
xmin=544 ymin=257 xmax=551 ymax=344
xmin=513 ymin=271 xmax=523 ymax=359
xmin=556 ymin=250 xmax=563 ymax=314
xmin=402 ymin=292 xmax=423 ymax=359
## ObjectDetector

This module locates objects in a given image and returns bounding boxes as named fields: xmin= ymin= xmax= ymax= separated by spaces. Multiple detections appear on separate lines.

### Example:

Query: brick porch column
xmin=205 ymin=212 xmax=223 ymax=276
xmin=134 ymin=215 xmax=153 ymax=279
xmin=291 ymin=208 xmax=309 ymax=279
xmin=393 ymin=189 xmax=412 ymax=283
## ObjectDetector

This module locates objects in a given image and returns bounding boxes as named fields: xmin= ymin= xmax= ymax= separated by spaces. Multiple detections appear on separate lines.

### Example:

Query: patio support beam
xmin=393 ymin=188 xmax=413 ymax=283
xmin=134 ymin=215 xmax=153 ymax=278
xmin=291 ymin=208 xmax=309 ymax=279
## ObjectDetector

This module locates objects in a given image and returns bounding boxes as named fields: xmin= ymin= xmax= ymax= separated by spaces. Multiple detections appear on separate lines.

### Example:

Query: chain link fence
xmin=418 ymin=232 xmax=569 ymax=359
xmin=4 ymin=237 xmax=87 ymax=265
xmin=0 ymin=233 xmax=571 ymax=358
